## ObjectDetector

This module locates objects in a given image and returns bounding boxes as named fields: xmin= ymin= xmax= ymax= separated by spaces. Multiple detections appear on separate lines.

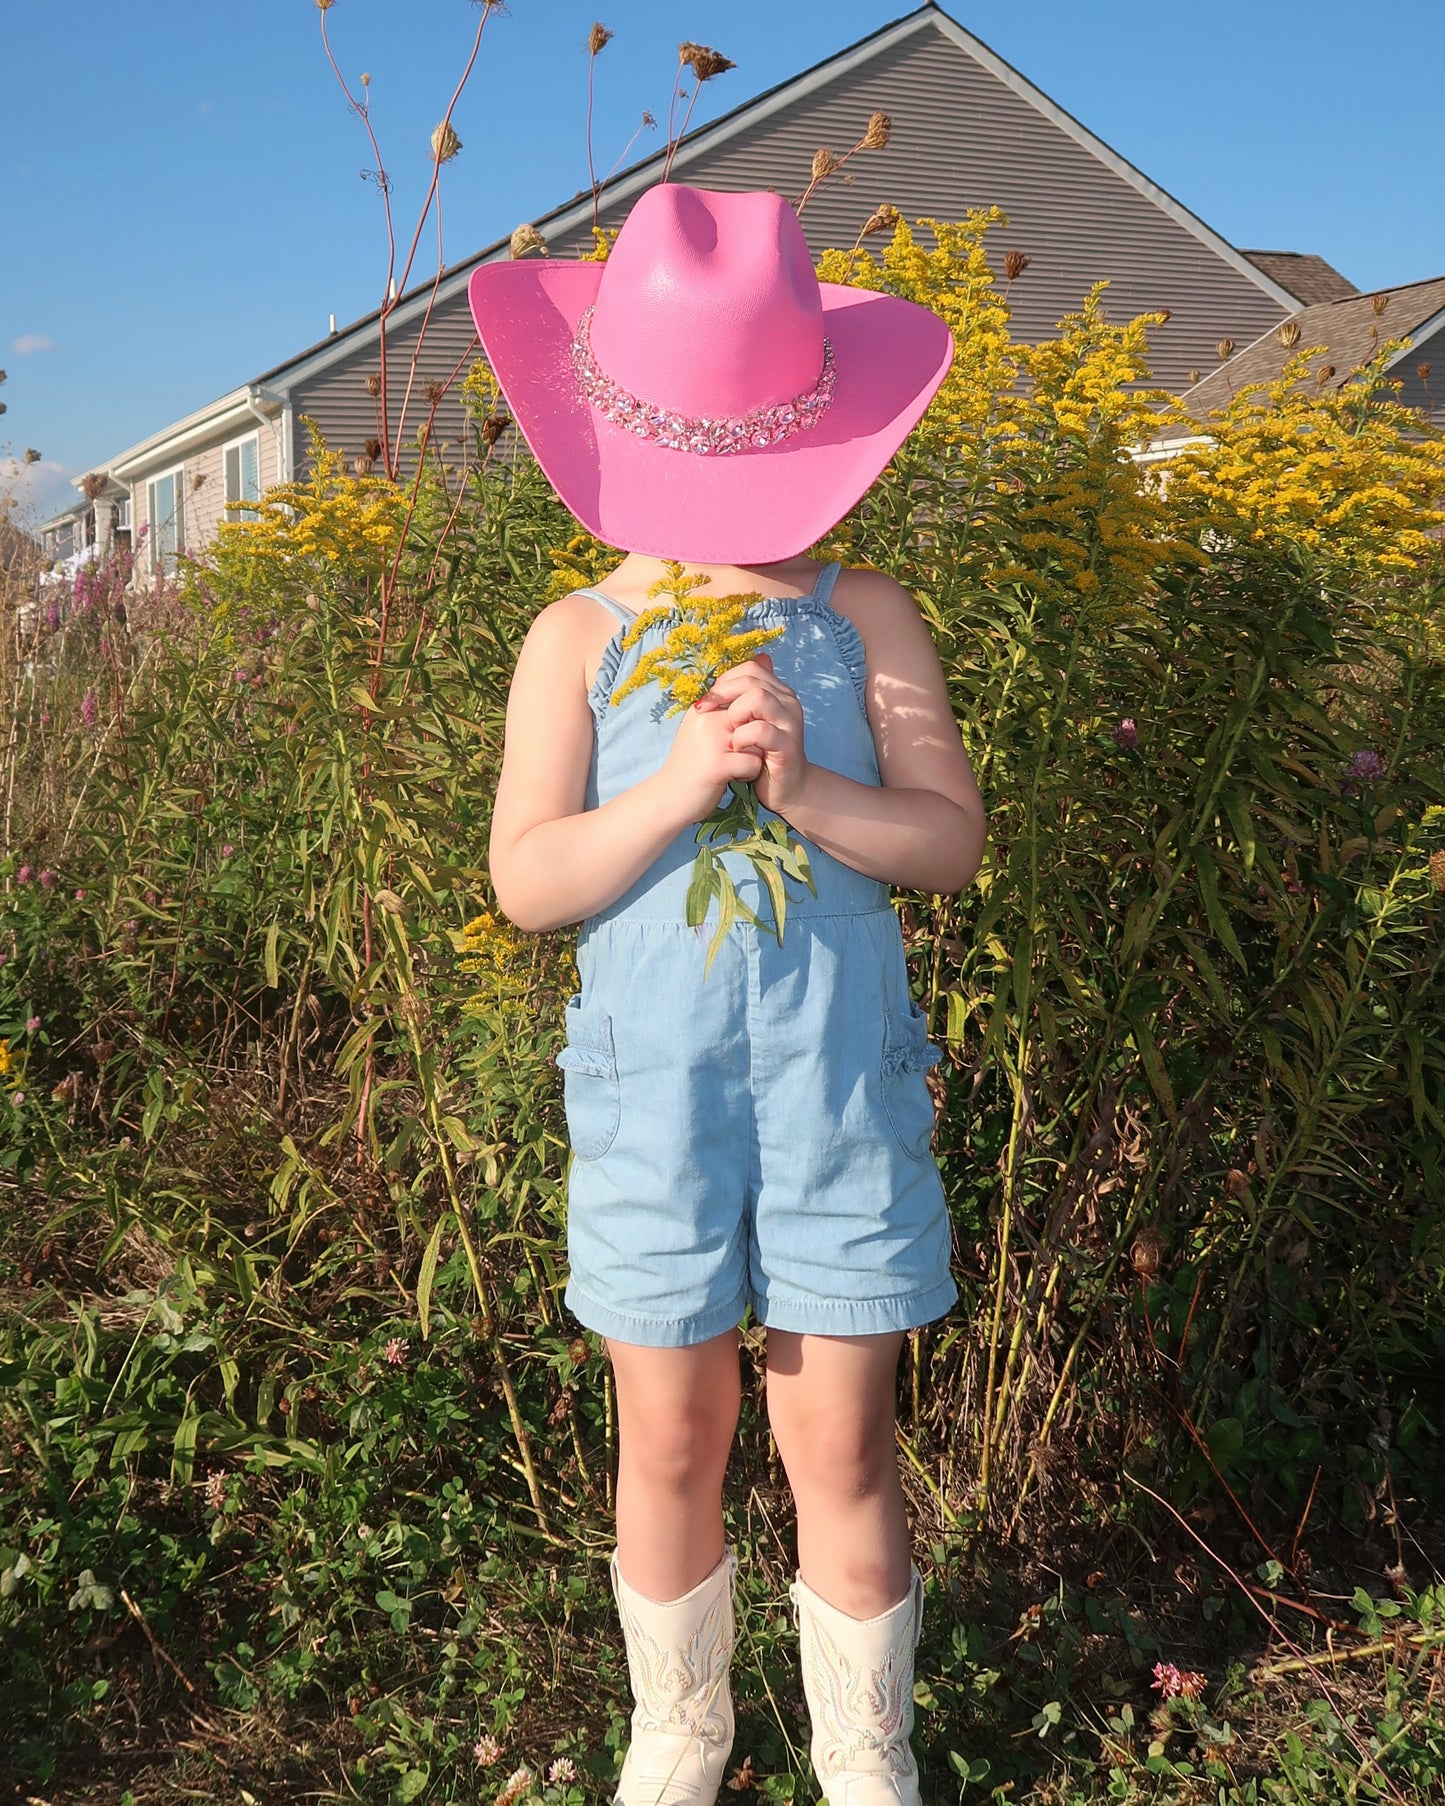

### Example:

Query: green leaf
xmin=1194 ymin=848 xmax=1248 ymax=973
xmin=684 ymin=853 xmax=717 ymax=928
xmin=416 ymin=1213 xmax=448 ymax=1341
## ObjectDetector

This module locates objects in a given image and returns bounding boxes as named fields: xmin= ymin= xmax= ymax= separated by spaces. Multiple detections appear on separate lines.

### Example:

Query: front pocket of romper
xmin=880 ymin=1005 xmax=942 ymax=1161
xmin=555 ymin=997 xmax=621 ymax=1161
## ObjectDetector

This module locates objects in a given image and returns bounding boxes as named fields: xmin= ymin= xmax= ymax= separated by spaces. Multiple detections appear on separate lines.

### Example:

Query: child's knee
xmin=623 ymin=1406 xmax=734 ymax=1491
xmin=768 ymin=1399 xmax=896 ymax=1499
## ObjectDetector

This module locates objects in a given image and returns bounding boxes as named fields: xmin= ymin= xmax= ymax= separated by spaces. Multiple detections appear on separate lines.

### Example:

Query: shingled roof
xmin=1178 ymin=272 xmax=1445 ymax=417
xmin=1241 ymin=250 xmax=1359 ymax=308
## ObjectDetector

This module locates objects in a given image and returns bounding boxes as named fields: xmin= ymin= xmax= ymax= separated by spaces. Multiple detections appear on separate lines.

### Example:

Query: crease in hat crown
xmin=583 ymin=185 xmax=828 ymax=423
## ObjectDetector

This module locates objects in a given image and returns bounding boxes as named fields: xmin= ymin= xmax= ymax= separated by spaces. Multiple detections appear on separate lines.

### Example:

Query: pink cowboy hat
xmin=466 ymin=183 xmax=954 ymax=565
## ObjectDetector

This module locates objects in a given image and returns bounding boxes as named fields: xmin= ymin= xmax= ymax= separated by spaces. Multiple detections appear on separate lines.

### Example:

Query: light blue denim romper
xmin=557 ymin=561 xmax=958 ymax=1348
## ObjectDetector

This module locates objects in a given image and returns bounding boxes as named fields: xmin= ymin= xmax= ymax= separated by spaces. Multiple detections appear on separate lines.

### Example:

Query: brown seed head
xmin=810 ymin=147 xmax=841 ymax=183
xmin=1224 ymin=1167 xmax=1249 ymax=1198
xmin=0 ymin=370 xmax=7 ymax=385
xmin=480 ymin=414 xmax=509 ymax=446
xmin=431 ymin=122 xmax=462 ymax=164
xmin=80 ymin=472 xmax=107 ymax=500
xmin=1003 ymin=249 xmax=1031 ymax=281
xmin=364 ymin=437 xmax=383 ymax=461
xmin=861 ymin=110 xmax=891 ymax=150
xmin=425 ymin=380 xmax=446 ymax=406
xmin=1130 ymin=1227 xmax=1166 ymax=1278
xmin=1315 ymin=363 xmax=1336 ymax=385
xmin=588 ymin=22 xmax=613 ymax=55
xmin=509 ymin=222 xmax=548 ymax=259
xmin=1187 ymin=369 xmax=1202 ymax=387
xmin=361 ymin=71 xmax=370 ymax=87
xmin=861 ymin=202 xmax=902 ymax=238
xmin=366 ymin=372 xmax=383 ymax=397
xmin=190 ymin=469 xmax=208 ymax=490
xmin=679 ymin=41 xmax=735 ymax=81
xmin=23 ymin=448 xmax=41 ymax=464
xmin=1216 ymin=338 xmax=1236 ymax=362
xmin=316 ymin=0 xmax=334 ymax=9
xmin=1417 ymin=362 xmax=1432 ymax=383
xmin=1430 ymin=849 xmax=1445 ymax=893
xmin=1372 ymin=292 xmax=1389 ymax=316
xmin=1276 ymin=320 xmax=1301 ymax=348
xmin=353 ymin=456 xmax=374 ymax=477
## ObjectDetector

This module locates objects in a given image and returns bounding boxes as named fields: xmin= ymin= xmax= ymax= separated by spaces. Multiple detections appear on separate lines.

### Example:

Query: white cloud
xmin=11 ymin=334 xmax=55 ymax=356
xmin=0 ymin=456 xmax=87 ymax=526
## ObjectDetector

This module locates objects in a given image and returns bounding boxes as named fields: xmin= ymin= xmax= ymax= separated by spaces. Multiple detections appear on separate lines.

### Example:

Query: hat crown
xmin=588 ymin=185 xmax=824 ymax=421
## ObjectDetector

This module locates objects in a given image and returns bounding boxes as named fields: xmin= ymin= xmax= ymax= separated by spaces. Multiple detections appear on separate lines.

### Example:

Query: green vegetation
xmin=2 ymin=213 xmax=1443 ymax=1802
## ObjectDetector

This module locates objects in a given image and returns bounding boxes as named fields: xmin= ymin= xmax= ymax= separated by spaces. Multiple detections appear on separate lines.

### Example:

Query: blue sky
xmin=5 ymin=0 xmax=1444 ymax=524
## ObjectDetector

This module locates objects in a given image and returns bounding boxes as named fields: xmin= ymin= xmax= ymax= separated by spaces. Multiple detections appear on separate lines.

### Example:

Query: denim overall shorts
xmin=558 ymin=561 xmax=957 ymax=1348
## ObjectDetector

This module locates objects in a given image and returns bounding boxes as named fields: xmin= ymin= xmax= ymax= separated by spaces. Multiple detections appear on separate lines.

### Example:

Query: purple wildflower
xmin=38 ymin=870 xmax=55 ymax=890
xmin=74 ymin=888 xmax=86 ymax=901
xmin=80 ymin=690 xmax=98 ymax=730
xmin=1346 ymin=748 xmax=1386 ymax=782
xmin=220 ymin=843 xmax=235 ymax=857
xmin=12 ymin=1092 xmax=24 ymax=1107
xmin=39 ymin=711 xmax=51 ymax=727
xmin=384 ymin=1337 xmax=407 ymax=1366
xmin=1112 ymin=717 xmax=1139 ymax=751
xmin=45 ymin=601 xmax=60 ymax=632
xmin=26 ymin=1016 xmax=40 ymax=1032
xmin=1152 ymin=1660 xmax=1206 ymax=1700
xmin=16 ymin=865 xmax=32 ymax=883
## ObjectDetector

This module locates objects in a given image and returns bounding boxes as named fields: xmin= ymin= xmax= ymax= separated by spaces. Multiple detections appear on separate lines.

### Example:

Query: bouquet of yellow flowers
xmin=612 ymin=563 xmax=815 ymax=973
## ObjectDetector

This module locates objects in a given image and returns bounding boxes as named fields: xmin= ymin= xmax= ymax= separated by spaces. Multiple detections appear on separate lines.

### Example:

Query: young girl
xmin=470 ymin=183 xmax=986 ymax=1805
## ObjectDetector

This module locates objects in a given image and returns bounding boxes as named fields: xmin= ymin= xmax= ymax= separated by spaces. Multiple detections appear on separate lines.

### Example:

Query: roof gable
xmin=258 ymin=4 xmax=1297 ymax=396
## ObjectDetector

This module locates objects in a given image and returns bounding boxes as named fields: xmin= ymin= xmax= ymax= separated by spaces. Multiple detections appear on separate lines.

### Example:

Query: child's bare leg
xmin=764 ymin=1329 xmax=911 ymax=1615
xmin=607 ymin=1330 xmax=742 ymax=1599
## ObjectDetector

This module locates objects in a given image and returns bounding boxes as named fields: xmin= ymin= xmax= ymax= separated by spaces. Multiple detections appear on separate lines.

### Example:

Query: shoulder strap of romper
xmin=571 ymin=586 xmax=636 ymax=627
xmin=811 ymin=561 xmax=843 ymax=607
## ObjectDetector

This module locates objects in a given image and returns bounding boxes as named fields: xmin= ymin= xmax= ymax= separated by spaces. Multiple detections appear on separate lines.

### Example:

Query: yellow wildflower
xmin=610 ymin=563 xmax=783 ymax=713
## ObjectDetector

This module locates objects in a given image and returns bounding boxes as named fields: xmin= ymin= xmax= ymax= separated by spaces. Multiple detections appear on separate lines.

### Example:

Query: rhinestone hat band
xmin=570 ymin=305 xmax=837 ymax=456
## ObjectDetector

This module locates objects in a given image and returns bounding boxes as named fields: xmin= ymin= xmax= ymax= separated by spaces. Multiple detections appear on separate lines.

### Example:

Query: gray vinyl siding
xmin=555 ymin=24 xmax=1290 ymax=391
xmin=288 ymin=306 xmax=485 ymax=483
xmin=287 ymin=17 xmax=1292 ymax=465
xmin=1393 ymin=320 xmax=1445 ymax=423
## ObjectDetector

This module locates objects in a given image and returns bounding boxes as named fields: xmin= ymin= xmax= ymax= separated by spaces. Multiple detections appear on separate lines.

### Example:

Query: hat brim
xmin=467 ymin=259 xmax=954 ymax=565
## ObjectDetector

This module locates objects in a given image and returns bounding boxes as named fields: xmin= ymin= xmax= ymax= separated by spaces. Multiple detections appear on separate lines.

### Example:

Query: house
xmin=65 ymin=2 xmax=1372 ymax=572
xmin=1175 ymin=273 xmax=1445 ymax=424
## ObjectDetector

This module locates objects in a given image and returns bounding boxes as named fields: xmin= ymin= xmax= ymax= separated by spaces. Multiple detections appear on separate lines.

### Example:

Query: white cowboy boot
xmin=791 ymin=1567 xmax=925 ymax=1805
xmin=611 ymin=1547 xmax=737 ymax=1806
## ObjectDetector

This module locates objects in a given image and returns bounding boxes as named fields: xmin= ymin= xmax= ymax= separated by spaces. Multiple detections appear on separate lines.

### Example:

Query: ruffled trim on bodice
xmin=587 ymin=592 xmax=869 ymax=721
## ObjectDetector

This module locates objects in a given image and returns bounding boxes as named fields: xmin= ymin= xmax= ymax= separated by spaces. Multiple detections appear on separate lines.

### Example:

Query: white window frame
xmin=222 ymin=430 xmax=262 ymax=523
xmin=147 ymin=465 xmax=186 ymax=573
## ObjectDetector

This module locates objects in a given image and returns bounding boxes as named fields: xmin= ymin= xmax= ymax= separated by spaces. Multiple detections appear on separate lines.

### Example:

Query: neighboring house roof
xmin=1240 ymin=250 xmax=1359 ymax=308
xmin=1178 ymin=272 xmax=1445 ymax=417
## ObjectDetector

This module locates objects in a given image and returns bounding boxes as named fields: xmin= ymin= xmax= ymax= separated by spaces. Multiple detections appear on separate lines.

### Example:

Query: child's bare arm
xmin=488 ymin=599 xmax=764 ymax=932
xmin=701 ymin=571 xmax=986 ymax=895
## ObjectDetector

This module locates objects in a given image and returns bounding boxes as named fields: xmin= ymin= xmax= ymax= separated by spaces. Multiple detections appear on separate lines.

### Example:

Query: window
xmin=223 ymin=432 xmax=261 ymax=522
xmin=147 ymin=467 xmax=185 ymax=572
